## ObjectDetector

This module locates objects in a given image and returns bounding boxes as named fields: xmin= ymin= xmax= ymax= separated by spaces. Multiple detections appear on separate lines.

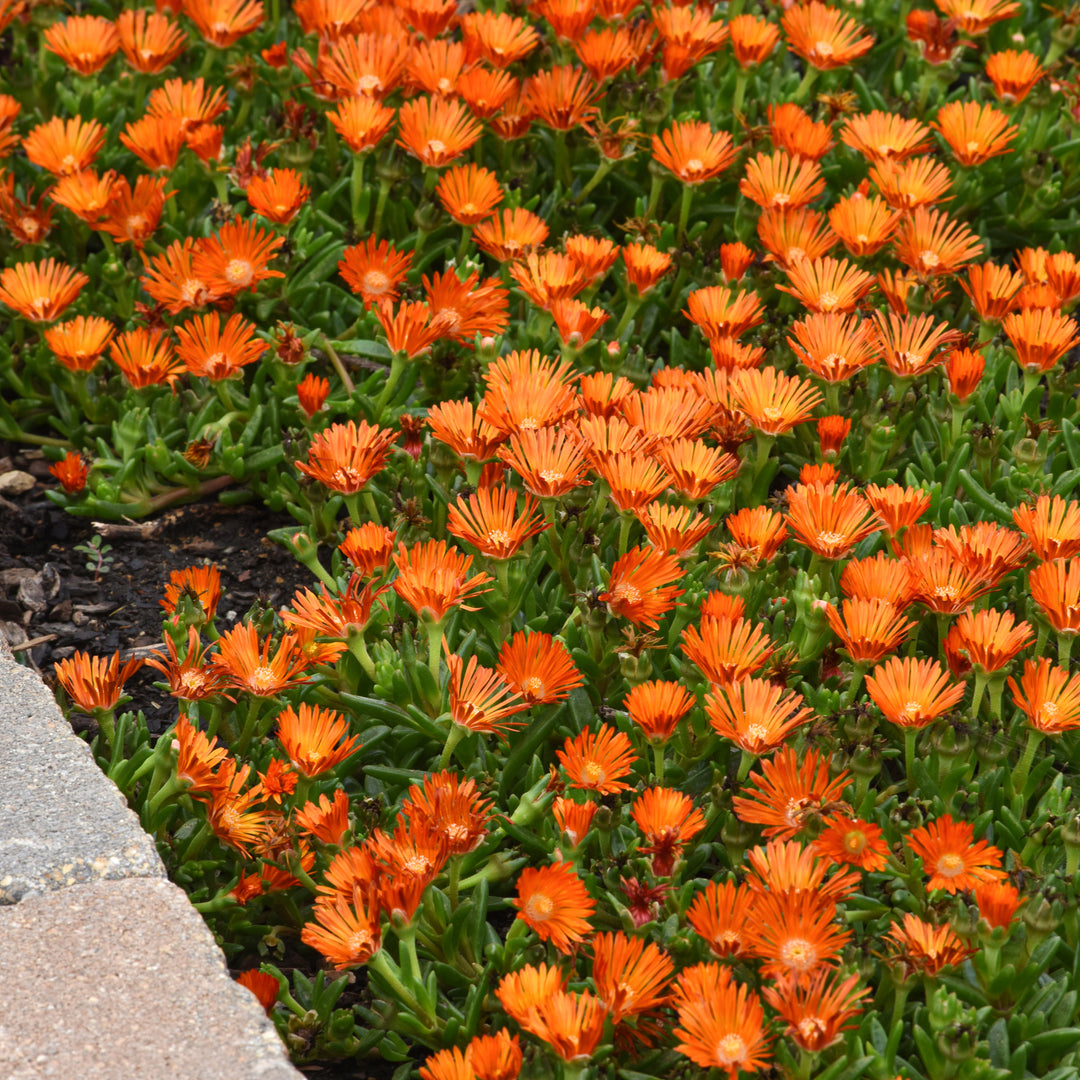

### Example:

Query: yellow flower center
xmin=814 ymin=40 xmax=835 ymax=57
xmin=798 ymin=1017 xmax=829 ymax=1045
xmin=539 ymin=469 xmax=565 ymax=484
xmin=612 ymin=583 xmax=642 ymax=605
xmin=248 ymin=666 xmax=278 ymax=693
xmin=937 ymin=852 xmax=965 ymax=878
xmin=486 ymin=529 xmax=512 ymax=550
xmin=426 ymin=138 xmax=447 ymax=158
xmin=179 ymin=670 xmax=207 ymax=693
xmin=716 ymin=1033 xmax=748 ymax=1067
xmin=357 ymin=74 xmax=383 ymax=94
xmin=920 ymin=250 xmax=941 ymax=270
xmin=818 ymin=291 xmax=839 ymax=311
xmin=347 ymin=930 xmax=375 ymax=959
xmin=525 ymin=892 xmax=554 ymax=921
xmin=745 ymin=722 xmax=769 ymax=745
xmin=965 ymin=140 xmax=981 ymax=154
xmin=584 ymin=760 xmax=607 ymax=786
xmin=844 ymin=829 xmax=868 ymax=854
xmin=522 ymin=676 xmax=546 ymax=699
xmin=780 ymin=936 xmax=817 ymax=971
xmin=363 ymin=269 xmax=390 ymax=295
xmin=817 ymin=530 xmax=846 ymax=548
xmin=225 ymin=258 xmax=254 ymax=287
xmin=772 ymin=192 xmax=792 ymax=208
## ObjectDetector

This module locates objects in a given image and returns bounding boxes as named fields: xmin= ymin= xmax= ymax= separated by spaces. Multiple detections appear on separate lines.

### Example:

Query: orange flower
xmin=870 ymin=155 xmax=954 ymax=210
xmin=213 ymin=622 xmax=309 ymax=697
xmin=47 ymin=450 xmax=88 ymax=494
xmin=498 ymin=426 xmax=589 ymax=497
xmin=455 ymin=67 xmax=517 ymax=120
xmin=932 ymin=100 xmax=1017 ymax=166
xmin=985 ymin=49 xmax=1043 ymax=104
xmin=935 ymin=0 xmax=1019 ymax=34
xmin=623 ymin=242 xmax=672 ymax=295
xmin=375 ymin=299 xmax=439 ymax=359
xmin=652 ymin=120 xmax=736 ymax=185
xmin=1008 ymin=658 xmax=1080 ymax=735
xmin=146 ymin=627 xmax=229 ymax=703
xmin=147 ymin=75 xmax=230 ymax=132
xmin=550 ymin=298 xmax=608 ymax=347
xmin=480 ymin=350 xmax=578 ymax=434
xmin=161 ymin=564 xmax=222 ymax=620
xmin=944 ymin=608 xmax=1033 ymax=677
xmin=110 ymin=328 xmax=184 ymax=388
xmin=50 ymin=168 xmax=118 ymax=226
xmin=512 ymin=862 xmax=595 ymax=953
xmin=636 ymin=503 xmax=713 ymax=558
xmin=729 ymin=13 xmax=779 ymax=67
xmin=510 ymin=251 xmax=587 ymax=309
xmin=117 ymin=8 xmax=187 ymax=73
xmin=553 ymin=797 xmax=598 ymax=847
xmin=865 ymin=655 xmax=965 ymax=728
xmin=558 ymin=724 xmax=637 ymax=794
xmin=976 ymin=881 xmax=1025 ymax=930
xmin=654 ymin=5 xmax=729 ymax=81
xmin=295 ymin=420 xmax=396 ymax=494
xmin=840 ymin=111 xmax=933 ymax=164
xmin=731 ymin=366 xmax=822 ymax=436
xmin=886 ymin=913 xmax=973 ymax=977
xmin=1002 ymin=307 xmax=1080 ymax=373
xmin=44 ymin=316 xmax=114 ymax=373
xmin=497 ymin=631 xmax=582 ymax=704
xmin=44 ymin=14 xmax=120 ymax=75
xmin=673 ymin=964 xmax=771 ymax=1077
xmin=467 ymin=1030 xmax=522 ymax=1080
xmin=782 ymin=2 xmax=874 ymax=70
xmin=24 ymin=116 xmax=105 ymax=177
xmin=141 ymin=239 xmax=217 ymax=313
xmin=401 ymin=770 xmax=492 ymax=854
xmin=301 ymin=893 xmax=381 ymax=969
xmin=327 ymin=96 xmax=395 ymax=154
xmin=563 ymin=236 xmax=619 ymax=287
xmin=758 ymin=207 xmax=836 ymax=270
xmin=960 ymin=261 xmax=1024 ymax=322
xmin=296 ymin=372 xmax=330 ymax=419
xmin=872 ymin=311 xmax=963 ymax=377
xmin=592 ymin=931 xmax=673 ymax=1027
xmin=682 ymin=614 xmax=774 ymax=685
xmin=944 ymin=347 xmax=984 ymax=401
xmin=733 ymin=745 xmax=850 ymax=840
xmin=777 ymin=256 xmax=875 ymax=313
xmin=446 ymin=648 xmax=528 ymax=739
xmin=762 ymin=971 xmax=868 ymax=1053
xmin=720 ymin=241 xmax=756 ymax=282
xmin=397 ymin=95 xmax=482 ymax=167
xmin=245 ymin=167 xmax=310 ymax=225
xmin=192 ymin=216 xmax=285 ymax=296
xmin=908 ymin=814 xmax=1005 ymax=894
xmin=1014 ymin=495 xmax=1080 ymax=561
xmin=119 ymin=114 xmax=185 ymax=171
xmin=175 ymin=312 xmax=266 ymax=381
xmin=573 ymin=24 xmax=638 ymax=81
xmin=631 ymin=787 xmax=705 ymax=876
xmin=685 ymin=881 xmax=756 ymax=958
xmin=740 ymin=150 xmax=825 ymax=211
xmin=408 ymin=38 xmax=468 ymax=96
xmin=55 ymin=650 xmax=144 ymax=713
xmin=428 ymin=398 xmax=502 ymax=462
xmin=684 ymin=285 xmax=764 ymax=340
xmin=894 ymin=206 xmax=984 ymax=279
xmin=206 ymin=761 xmax=272 ymax=854
xmin=461 ymin=10 xmax=540 ymax=67
xmin=338 ymin=237 xmax=412 ymax=307
xmin=826 ymin=598 xmax=915 ymax=662
xmin=338 ymin=523 xmax=395 ymax=576
xmin=787 ymin=313 xmax=878 ymax=383
xmin=863 ymin=483 xmax=931 ymax=536
xmin=623 ymin=680 xmax=694 ymax=743
xmin=276 ymin=703 xmax=360 ymax=777
xmin=295 ymin=789 xmax=351 ymax=845
xmin=515 ymin=990 xmax=608 ymax=1062
xmin=813 ymin=813 xmax=888 ymax=871
xmin=472 ymin=207 xmax=549 ymax=261
xmin=0 ymin=258 xmax=88 ymax=323
xmin=726 ymin=506 xmax=788 ymax=565
xmin=747 ymin=836 xmax=859 ymax=900
xmin=706 ymin=677 xmax=815 ymax=755
xmin=768 ymin=102 xmax=834 ymax=161
xmin=748 ymin=889 xmax=853 ymax=982
xmin=419 ymin=1047 xmax=471 ymax=1080
xmin=185 ymin=0 xmax=263 ymax=47
xmin=600 ymin=546 xmax=684 ymax=629
xmin=435 ymin=163 xmax=502 ymax=226
xmin=446 ymin=486 xmax=548 ymax=559
xmin=1030 ymin=557 xmax=1080 ymax=634
xmin=829 ymin=194 xmax=899 ymax=258
xmin=785 ymin=482 xmax=883 ymax=559
xmin=392 ymin=540 xmax=492 ymax=621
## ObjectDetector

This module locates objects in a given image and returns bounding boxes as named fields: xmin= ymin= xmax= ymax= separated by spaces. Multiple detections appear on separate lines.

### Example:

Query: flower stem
xmin=653 ymin=741 xmax=665 ymax=785
xmin=676 ymin=183 xmax=694 ymax=244
xmin=439 ymin=723 xmax=465 ymax=771
xmin=373 ymin=353 xmax=407 ymax=418
xmin=1011 ymin=727 xmax=1044 ymax=805
xmin=904 ymin=728 xmax=918 ymax=792
xmin=793 ymin=65 xmax=819 ymax=104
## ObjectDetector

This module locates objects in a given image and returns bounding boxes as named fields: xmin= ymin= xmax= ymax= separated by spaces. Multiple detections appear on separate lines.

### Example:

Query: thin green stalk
xmin=573 ymin=156 xmax=614 ymax=204
xmin=618 ymin=512 xmax=633 ymax=558
xmin=1059 ymin=632 xmax=1075 ymax=667
xmin=646 ymin=172 xmax=664 ymax=220
xmin=732 ymin=71 xmax=748 ymax=119
xmin=653 ymin=741 xmax=665 ymax=786
xmin=426 ymin=617 xmax=446 ymax=683
xmin=350 ymin=153 xmax=366 ymax=229
xmin=793 ymin=65 xmax=819 ymax=104
xmin=676 ymin=184 xmax=693 ymax=244
xmin=439 ymin=723 xmax=466 ymax=771
xmin=373 ymin=353 xmax=407 ymax=417
xmin=322 ymin=336 xmax=355 ymax=395
xmin=234 ymin=695 xmax=264 ymax=755
xmin=1011 ymin=727 xmax=1044 ymax=804
xmin=904 ymin=728 xmax=918 ymax=792
xmin=347 ymin=633 xmax=376 ymax=680
xmin=612 ymin=295 xmax=642 ymax=340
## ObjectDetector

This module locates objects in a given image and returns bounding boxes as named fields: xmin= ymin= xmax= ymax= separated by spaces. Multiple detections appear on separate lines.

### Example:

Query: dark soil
xmin=0 ymin=443 xmax=313 ymax=736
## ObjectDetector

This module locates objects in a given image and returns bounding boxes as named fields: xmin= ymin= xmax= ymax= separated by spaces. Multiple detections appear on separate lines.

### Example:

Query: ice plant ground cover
xmin=8 ymin=0 xmax=1080 ymax=1075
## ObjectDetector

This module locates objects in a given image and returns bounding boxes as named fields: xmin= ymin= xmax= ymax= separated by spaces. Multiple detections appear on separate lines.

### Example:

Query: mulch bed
xmin=0 ymin=442 xmax=312 ymax=737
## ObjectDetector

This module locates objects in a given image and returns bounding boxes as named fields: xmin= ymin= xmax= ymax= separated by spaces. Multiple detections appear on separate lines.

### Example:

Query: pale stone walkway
xmin=0 ymin=644 xmax=302 ymax=1080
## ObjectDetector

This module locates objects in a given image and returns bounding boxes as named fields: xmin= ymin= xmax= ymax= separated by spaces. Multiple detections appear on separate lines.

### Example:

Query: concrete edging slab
xmin=0 ymin=642 xmax=303 ymax=1080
